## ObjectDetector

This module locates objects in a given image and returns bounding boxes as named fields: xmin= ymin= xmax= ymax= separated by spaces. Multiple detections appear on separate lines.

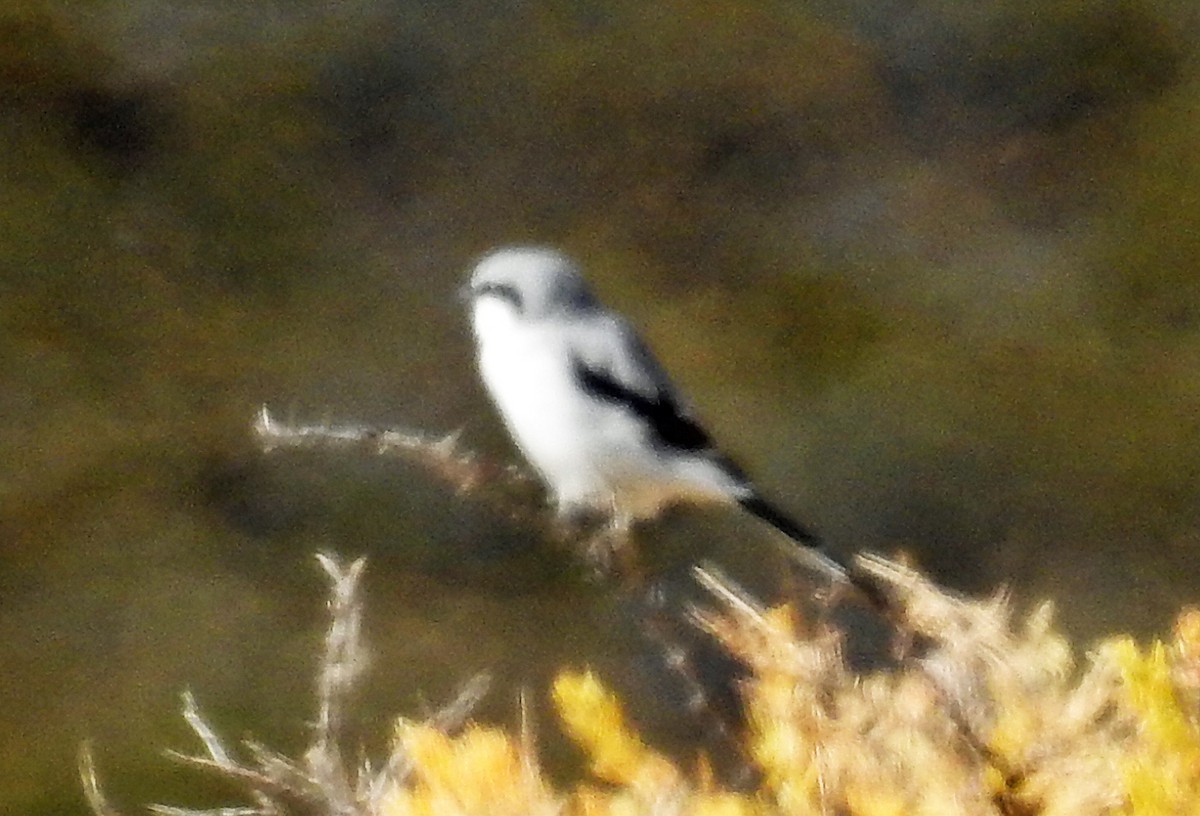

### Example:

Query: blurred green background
xmin=3 ymin=0 xmax=1200 ymax=812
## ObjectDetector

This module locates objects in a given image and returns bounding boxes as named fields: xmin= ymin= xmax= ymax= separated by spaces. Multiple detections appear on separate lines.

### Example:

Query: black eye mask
xmin=474 ymin=281 xmax=524 ymax=312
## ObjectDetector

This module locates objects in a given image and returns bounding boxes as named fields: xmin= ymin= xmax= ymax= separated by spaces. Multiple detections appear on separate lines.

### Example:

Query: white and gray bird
xmin=463 ymin=245 xmax=851 ymax=577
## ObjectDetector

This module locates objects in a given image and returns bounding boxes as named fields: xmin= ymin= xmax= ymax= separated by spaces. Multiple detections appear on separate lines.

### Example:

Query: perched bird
xmin=464 ymin=245 xmax=850 ymax=580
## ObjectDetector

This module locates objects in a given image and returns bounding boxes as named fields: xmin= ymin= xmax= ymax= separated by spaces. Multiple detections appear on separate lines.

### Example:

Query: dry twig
xmin=81 ymin=554 xmax=489 ymax=816
xmin=253 ymin=407 xmax=545 ymax=523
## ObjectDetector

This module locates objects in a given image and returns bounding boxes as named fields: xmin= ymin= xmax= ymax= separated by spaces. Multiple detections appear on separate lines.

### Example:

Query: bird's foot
xmin=581 ymin=524 xmax=644 ymax=583
xmin=550 ymin=510 xmax=642 ymax=584
xmin=546 ymin=507 xmax=636 ymax=581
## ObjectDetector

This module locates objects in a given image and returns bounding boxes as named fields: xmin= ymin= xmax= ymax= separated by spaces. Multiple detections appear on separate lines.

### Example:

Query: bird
xmin=463 ymin=245 xmax=853 ymax=583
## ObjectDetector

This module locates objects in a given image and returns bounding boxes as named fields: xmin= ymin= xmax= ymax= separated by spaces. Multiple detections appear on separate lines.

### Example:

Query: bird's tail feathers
xmin=737 ymin=494 xmax=823 ymax=549
xmin=737 ymin=494 xmax=888 ymax=609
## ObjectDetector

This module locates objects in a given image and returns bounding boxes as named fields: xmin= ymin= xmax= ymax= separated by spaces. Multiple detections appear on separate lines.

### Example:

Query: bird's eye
xmin=476 ymin=281 xmax=523 ymax=311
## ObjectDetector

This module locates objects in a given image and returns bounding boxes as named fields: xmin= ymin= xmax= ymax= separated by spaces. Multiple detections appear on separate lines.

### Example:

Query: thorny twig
xmin=253 ymin=407 xmax=546 ymax=525
xmin=181 ymin=690 xmax=234 ymax=766
xmin=853 ymin=552 xmax=1033 ymax=798
xmin=690 ymin=555 xmax=1047 ymax=811
xmin=252 ymin=407 xmax=885 ymax=585
xmin=81 ymin=554 xmax=490 ymax=816
xmin=79 ymin=743 xmax=121 ymax=816
xmin=308 ymin=554 xmax=367 ymax=813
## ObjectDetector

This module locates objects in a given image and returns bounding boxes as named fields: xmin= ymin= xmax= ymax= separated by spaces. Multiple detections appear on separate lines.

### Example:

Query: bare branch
xmin=690 ymin=563 xmax=769 ymax=628
xmin=162 ymin=750 xmax=309 ymax=800
xmin=304 ymin=554 xmax=368 ymax=815
xmin=312 ymin=554 xmax=368 ymax=756
xmin=181 ymin=690 xmax=236 ymax=766
xmin=79 ymin=744 xmax=124 ymax=816
xmin=253 ymin=406 xmax=540 ymax=507
xmin=427 ymin=671 xmax=492 ymax=732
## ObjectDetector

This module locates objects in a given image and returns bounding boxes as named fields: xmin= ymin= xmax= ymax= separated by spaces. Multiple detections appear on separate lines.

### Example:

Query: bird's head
xmin=464 ymin=246 xmax=596 ymax=321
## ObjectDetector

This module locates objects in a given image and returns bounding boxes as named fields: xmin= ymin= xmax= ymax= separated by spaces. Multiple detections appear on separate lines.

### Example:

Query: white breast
xmin=472 ymin=299 xmax=612 ymax=509
xmin=471 ymin=299 xmax=738 ymax=519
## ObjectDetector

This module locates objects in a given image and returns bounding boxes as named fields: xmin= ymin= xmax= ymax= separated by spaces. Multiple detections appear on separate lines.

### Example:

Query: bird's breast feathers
xmin=475 ymin=311 xmax=601 ymax=459
xmin=472 ymin=302 xmax=739 ymax=515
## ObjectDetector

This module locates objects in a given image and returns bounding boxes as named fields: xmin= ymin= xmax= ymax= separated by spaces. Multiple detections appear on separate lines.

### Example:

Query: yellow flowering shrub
xmin=84 ymin=554 xmax=1200 ymax=816
xmin=381 ymin=723 xmax=558 ymax=816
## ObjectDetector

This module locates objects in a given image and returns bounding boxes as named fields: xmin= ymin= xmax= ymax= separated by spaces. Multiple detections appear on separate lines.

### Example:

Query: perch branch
xmin=253 ymin=406 xmax=541 ymax=509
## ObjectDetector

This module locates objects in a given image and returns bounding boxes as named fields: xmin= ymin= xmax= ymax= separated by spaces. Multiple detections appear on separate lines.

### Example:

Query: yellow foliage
xmin=381 ymin=722 xmax=558 ymax=816
xmin=1104 ymin=637 xmax=1200 ymax=814
xmin=551 ymin=669 xmax=681 ymax=791
xmin=329 ymin=585 xmax=1200 ymax=816
xmin=379 ymin=672 xmax=774 ymax=816
xmin=124 ymin=555 xmax=1200 ymax=816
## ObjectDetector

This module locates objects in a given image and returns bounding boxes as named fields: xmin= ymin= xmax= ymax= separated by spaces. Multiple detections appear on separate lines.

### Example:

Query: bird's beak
xmin=457 ymin=281 xmax=475 ymax=303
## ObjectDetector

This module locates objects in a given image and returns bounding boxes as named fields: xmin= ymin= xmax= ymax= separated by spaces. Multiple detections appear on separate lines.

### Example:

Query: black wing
xmin=565 ymin=313 xmax=720 ymax=453
xmin=564 ymin=316 xmax=869 ymax=589
xmin=571 ymin=356 xmax=713 ymax=451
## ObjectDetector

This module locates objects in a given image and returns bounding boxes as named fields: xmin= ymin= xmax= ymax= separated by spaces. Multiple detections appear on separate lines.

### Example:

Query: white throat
xmin=471 ymin=297 xmax=523 ymax=347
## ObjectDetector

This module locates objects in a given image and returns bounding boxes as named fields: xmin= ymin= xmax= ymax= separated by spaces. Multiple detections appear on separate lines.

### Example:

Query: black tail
xmin=737 ymin=494 xmax=824 ymax=550
xmin=738 ymin=494 xmax=888 ymax=611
